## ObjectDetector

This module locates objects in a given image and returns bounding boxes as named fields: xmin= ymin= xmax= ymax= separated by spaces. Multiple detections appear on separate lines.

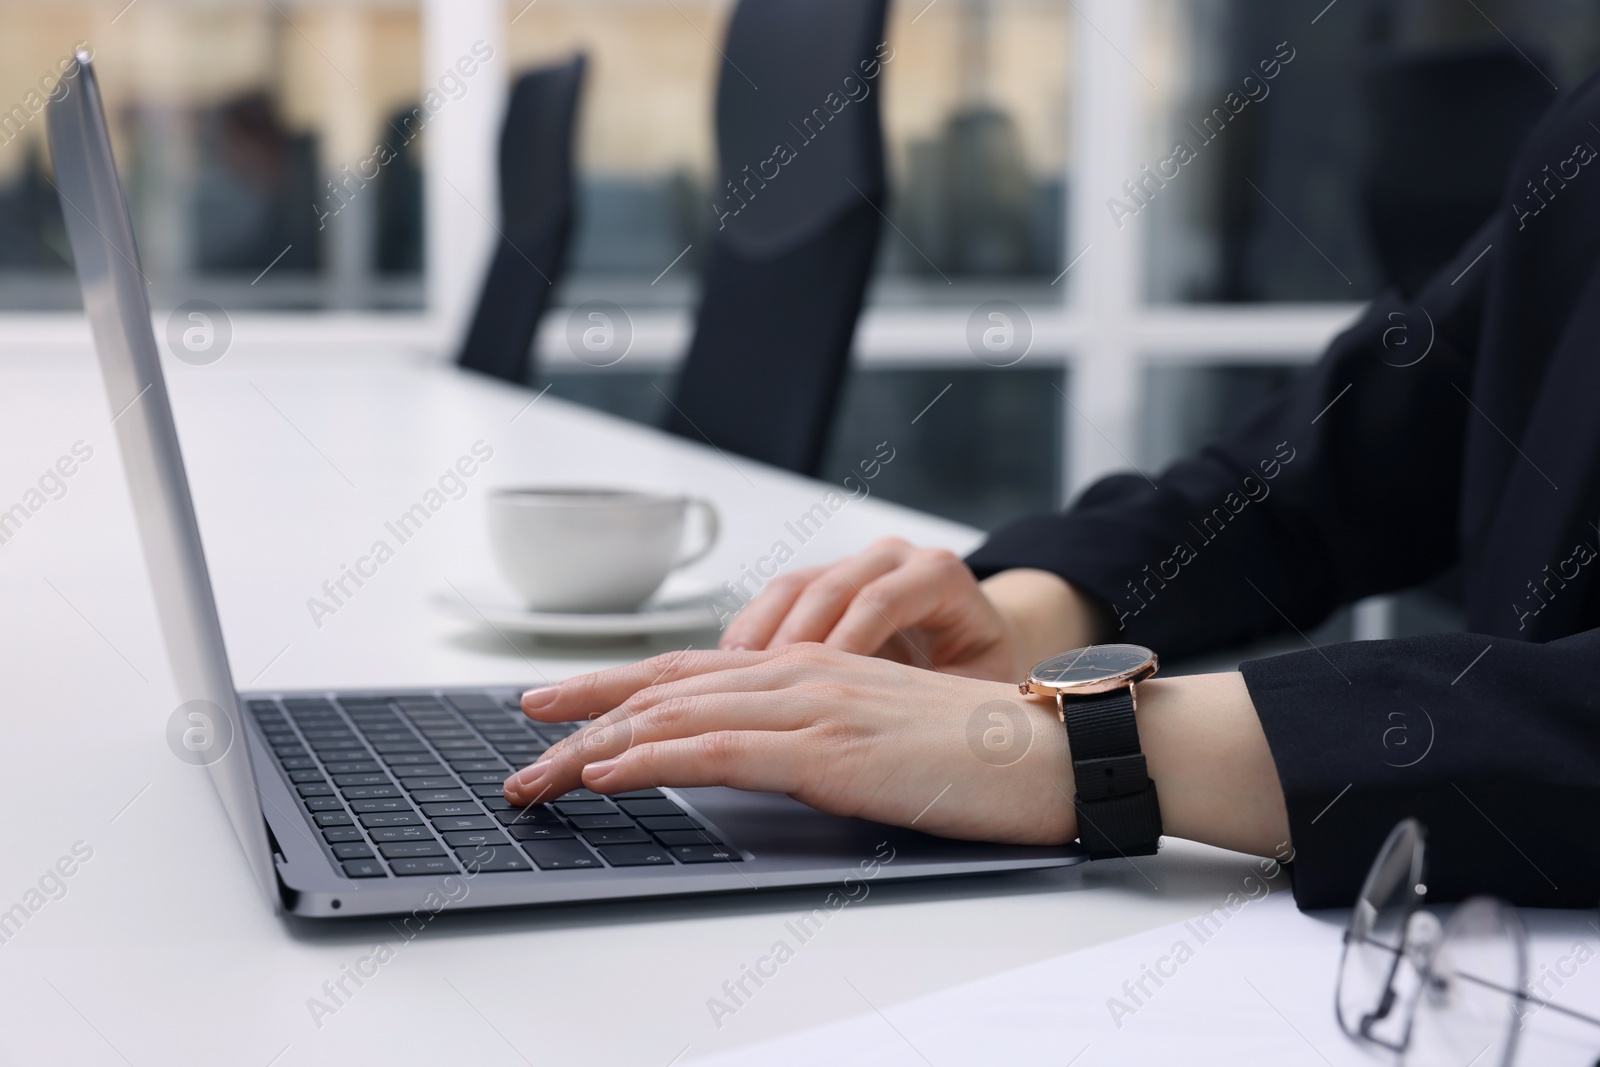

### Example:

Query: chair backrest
xmin=456 ymin=54 xmax=586 ymax=382
xmin=666 ymin=0 xmax=890 ymax=475
xmin=1361 ymin=44 xmax=1555 ymax=297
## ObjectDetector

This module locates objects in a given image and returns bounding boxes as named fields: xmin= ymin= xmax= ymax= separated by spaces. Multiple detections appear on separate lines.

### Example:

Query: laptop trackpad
xmin=675 ymin=786 xmax=1080 ymax=870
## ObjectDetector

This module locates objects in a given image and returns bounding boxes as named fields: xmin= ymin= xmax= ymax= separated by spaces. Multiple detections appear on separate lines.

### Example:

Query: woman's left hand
xmin=501 ymin=644 xmax=1076 ymax=846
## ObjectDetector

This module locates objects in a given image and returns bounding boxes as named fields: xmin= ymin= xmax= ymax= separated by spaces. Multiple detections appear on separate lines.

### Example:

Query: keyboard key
xmin=304 ymin=798 xmax=345 ymax=812
xmin=390 ymin=856 xmax=460 ymax=876
xmin=412 ymin=790 xmax=472 ymax=804
xmin=671 ymin=845 xmax=739 ymax=863
xmin=449 ymin=760 xmax=507 ymax=772
xmin=421 ymin=802 xmax=482 ymax=818
xmin=458 ymin=846 xmax=533 ymax=873
xmin=494 ymin=808 xmax=559 ymax=826
xmin=522 ymin=841 xmax=602 ymax=870
xmin=429 ymin=815 xmax=495 ymax=832
xmin=445 ymin=693 xmax=500 ymax=712
xmin=599 ymin=844 xmax=675 ymax=867
xmin=297 ymin=783 xmax=337 ymax=797
xmin=653 ymin=830 xmax=717 ymax=846
xmin=333 ymin=774 xmax=392 ymax=787
xmin=273 ymin=744 xmax=308 ymax=758
xmin=369 ymin=825 xmax=432 ymax=842
xmin=611 ymin=789 xmax=666 ymax=800
xmin=278 ymin=757 xmax=317 ymax=770
xmin=471 ymin=783 xmax=511 ymax=798
xmin=553 ymin=801 xmax=615 ymax=816
xmin=372 ymin=742 xmax=426 ymax=754
xmin=505 ymin=823 xmax=575 ymax=841
xmin=459 ymin=772 xmax=509 ymax=785
xmin=402 ymin=778 xmax=460 ymax=791
xmin=618 ymin=799 xmax=682 ymax=818
xmin=581 ymin=828 xmax=651 ymax=846
xmin=569 ymin=813 xmax=635 ymax=830
xmin=301 ymin=729 xmax=356 ymax=741
xmin=556 ymin=789 xmax=606 ymax=802
xmin=480 ymin=797 xmax=514 ymax=811
xmin=379 ymin=841 xmax=447 ymax=859
xmin=638 ymin=816 xmax=700 ymax=832
xmin=322 ymin=827 xmax=364 ymax=843
xmin=349 ymin=798 xmax=413 ymax=813
xmin=342 ymin=859 xmax=387 ymax=878
xmin=341 ymin=785 xmax=401 ymax=800
xmin=359 ymin=811 xmax=423 ymax=827
xmin=442 ymin=829 xmax=509 ymax=848
xmin=383 ymin=754 xmax=444 ymax=767
xmin=288 ymin=769 xmax=327 ymax=784
xmin=323 ymin=761 xmax=383 ymax=775
xmin=332 ymin=843 xmax=374 ymax=860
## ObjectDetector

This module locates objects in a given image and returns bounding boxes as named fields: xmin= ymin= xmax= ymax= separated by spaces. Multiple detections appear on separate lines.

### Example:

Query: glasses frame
xmin=1337 ymin=818 xmax=1430 ymax=1052
xmin=1337 ymin=817 xmax=1600 ymax=1066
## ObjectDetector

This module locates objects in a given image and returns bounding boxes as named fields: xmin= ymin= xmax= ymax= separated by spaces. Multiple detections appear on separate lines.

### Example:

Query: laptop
xmin=47 ymin=52 xmax=1086 ymax=918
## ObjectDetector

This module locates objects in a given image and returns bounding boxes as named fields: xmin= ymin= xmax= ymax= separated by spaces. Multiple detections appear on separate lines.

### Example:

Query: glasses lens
xmin=1404 ymin=897 xmax=1526 ymax=1067
xmin=1338 ymin=819 xmax=1428 ymax=1044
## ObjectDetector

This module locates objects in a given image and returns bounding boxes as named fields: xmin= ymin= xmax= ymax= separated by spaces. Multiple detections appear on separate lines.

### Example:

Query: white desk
xmin=0 ymin=342 xmax=1296 ymax=1066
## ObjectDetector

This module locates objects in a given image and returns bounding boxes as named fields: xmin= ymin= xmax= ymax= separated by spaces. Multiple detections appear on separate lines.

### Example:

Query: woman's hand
xmin=503 ymin=644 xmax=1077 ymax=846
xmin=501 ymin=646 xmax=1291 ymax=861
xmin=716 ymin=537 xmax=1108 ymax=683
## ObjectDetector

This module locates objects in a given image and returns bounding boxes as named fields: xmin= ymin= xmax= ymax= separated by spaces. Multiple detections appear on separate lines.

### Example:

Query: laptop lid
xmin=47 ymin=52 xmax=281 ymax=909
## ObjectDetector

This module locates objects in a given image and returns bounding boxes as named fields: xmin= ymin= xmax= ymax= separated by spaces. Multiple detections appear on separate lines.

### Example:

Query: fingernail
xmin=522 ymin=686 xmax=558 ymax=711
xmin=514 ymin=765 xmax=546 ymax=792
xmin=585 ymin=757 xmax=619 ymax=782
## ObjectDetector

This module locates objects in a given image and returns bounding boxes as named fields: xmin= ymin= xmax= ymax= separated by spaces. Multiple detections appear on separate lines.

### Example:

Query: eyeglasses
xmin=1336 ymin=818 xmax=1600 ymax=1066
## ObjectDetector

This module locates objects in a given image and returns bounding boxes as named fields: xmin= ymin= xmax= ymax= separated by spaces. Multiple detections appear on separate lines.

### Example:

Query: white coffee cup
xmin=486 ymin=488 xmax=719 ymax=613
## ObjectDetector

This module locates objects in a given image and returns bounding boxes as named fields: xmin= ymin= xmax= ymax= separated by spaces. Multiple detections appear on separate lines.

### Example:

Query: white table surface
xmin=0 ymin=341 xmax=1286 ymax=1066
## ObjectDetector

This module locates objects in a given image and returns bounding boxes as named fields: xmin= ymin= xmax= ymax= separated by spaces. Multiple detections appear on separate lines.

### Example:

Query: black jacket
xmin=968 ymin=68 xmax=1600 ymax=910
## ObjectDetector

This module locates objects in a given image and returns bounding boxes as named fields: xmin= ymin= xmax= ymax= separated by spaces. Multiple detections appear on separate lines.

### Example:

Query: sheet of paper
xmin=688 ymin=890 xmax=1600 ymax=1066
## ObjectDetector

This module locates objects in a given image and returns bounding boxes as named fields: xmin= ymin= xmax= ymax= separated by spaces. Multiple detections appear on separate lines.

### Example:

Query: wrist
xmin=1134 ymin=672 xmax=1288 ymax=857
xmin=980 ymin=568 xmax=1112 ymax=673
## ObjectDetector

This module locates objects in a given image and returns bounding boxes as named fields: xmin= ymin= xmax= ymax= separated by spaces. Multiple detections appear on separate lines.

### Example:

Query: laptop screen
xmin=46 ymin=52 xmax=280 ymax=908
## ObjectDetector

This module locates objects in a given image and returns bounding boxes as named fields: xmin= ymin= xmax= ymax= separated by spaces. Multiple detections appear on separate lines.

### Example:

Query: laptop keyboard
xmin=247 ymin=692 xmax=740 ymax=879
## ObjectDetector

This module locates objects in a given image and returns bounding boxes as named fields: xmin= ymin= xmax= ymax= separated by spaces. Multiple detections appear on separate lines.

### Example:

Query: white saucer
xmin=433 ymin=580 xmax=724 ymax=637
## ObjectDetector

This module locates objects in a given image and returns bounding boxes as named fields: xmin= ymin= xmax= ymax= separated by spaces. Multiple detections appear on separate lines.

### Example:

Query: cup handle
xmin=671 ymin=498 xmax=719 ymax=570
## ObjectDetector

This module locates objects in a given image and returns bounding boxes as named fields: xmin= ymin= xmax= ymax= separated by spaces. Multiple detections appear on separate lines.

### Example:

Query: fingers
xmin=520 ymin=647 xmax=777 ymax=722
xmin=583 ymin=731 xmax=813 ymax=796
xmin=824 ymin=548 xmax=974 ymax=660
xmin=717 ymin=566 xmax=822 ymax=650
xmin=504 ymin=681 xmax=820 ymax=802
xmin=768 ymin=538 xmax=914 ymax=649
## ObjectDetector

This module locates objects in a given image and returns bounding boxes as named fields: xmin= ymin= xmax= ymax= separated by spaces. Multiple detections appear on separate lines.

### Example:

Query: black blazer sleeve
xmin=966 ymin=71 xmax=1600 ymax=909
xmin=1241 ymin=629 xmax=1600 ymax=909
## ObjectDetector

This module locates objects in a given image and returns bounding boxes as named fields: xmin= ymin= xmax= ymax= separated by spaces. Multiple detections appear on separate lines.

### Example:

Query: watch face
xmin=1030 ymin=644 xmax=1155 ymax=689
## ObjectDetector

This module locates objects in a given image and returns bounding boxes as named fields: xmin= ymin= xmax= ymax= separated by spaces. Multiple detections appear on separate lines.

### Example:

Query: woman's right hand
xmin=715 ymin=537 xmax=1107 ymax=682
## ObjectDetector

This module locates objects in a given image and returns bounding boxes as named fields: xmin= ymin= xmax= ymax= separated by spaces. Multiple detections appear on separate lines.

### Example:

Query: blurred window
xmin=505 ymin=0 xmax=1071 ymax=308
xmin=0 ymin=1 xmax=423 ymax=311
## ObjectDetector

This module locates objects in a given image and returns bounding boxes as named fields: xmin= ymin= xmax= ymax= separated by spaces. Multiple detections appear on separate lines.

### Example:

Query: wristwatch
xmin=1020 ymin=643 xmax=1163 ymax=859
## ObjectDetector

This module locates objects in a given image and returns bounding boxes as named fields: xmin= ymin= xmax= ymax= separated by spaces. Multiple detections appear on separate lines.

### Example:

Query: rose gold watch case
xmin=1018 ymin=645 xmax=1159 ymax=706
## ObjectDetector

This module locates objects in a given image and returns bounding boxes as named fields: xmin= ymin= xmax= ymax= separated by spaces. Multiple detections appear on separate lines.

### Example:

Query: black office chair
xmin=665 ymin=0 xmax=889 ymax=475
xmin=1361 ymin=45 xmax=1555 ymax=297
xmin=457 ymin=54 xmax=586 ymax=383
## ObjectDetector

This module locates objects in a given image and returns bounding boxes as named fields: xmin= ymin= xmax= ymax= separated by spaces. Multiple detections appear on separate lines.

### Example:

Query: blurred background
xmin=2 ymin=0 xmax=1595 ymax=640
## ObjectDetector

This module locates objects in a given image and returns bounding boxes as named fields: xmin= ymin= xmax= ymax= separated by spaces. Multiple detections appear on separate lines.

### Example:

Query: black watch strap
xmin=1060 ymin=688 xmax=1163 ymax=859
